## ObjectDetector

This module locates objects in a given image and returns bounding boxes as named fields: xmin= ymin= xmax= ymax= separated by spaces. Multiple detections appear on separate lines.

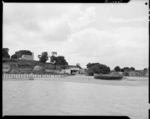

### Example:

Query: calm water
xmin=3 ymin=78 xmax=148 ymax=119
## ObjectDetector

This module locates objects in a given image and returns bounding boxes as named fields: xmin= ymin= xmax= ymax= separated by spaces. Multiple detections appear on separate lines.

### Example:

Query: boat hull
xmin=94 ymin=74 xmax=123 ymax=80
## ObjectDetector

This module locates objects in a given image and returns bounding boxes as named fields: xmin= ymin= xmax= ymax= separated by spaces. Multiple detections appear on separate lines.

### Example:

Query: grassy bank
xmin=3 ymin=58 xmax=71 ymax=70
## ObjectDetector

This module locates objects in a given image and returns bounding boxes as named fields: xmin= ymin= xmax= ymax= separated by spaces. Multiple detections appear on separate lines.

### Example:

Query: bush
xmin=86 ymin=63 xmax=110 ymax=76
xmin=114 ymin=66 xmax=121 ymax=72
xmin=38 ymin=52 xmax=49 ymax=63
xmin=3 ymin=48 xmax=10 ymax=59
xmin=124 ymin=72 xmax=129 ymax=76
xmin=11 ymin=50 xmax=33 ymax=59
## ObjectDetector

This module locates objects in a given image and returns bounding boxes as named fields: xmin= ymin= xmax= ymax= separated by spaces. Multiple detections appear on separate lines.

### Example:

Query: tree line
xmin=86 ymin=63 xmax=138 ymax=76
xmin=2 ymin=48 xmax=68 ymax=66
xmin=114 ymin=66 xmax=135 ymax=72
xmin=3 ymin=48 xmax=148 ymax=74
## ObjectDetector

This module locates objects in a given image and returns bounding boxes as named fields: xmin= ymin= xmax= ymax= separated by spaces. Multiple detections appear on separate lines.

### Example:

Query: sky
xmin=3 ymin=0 xmax=149 ymax=70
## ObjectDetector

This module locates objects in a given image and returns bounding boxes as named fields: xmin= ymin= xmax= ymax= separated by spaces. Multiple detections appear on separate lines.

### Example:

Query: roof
xmin=67 ymin=65 xmax=82 ymax=69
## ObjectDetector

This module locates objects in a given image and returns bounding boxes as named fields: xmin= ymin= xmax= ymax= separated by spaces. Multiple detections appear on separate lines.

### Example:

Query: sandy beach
xmin=3 ymin=75 xmax=149 ymax=119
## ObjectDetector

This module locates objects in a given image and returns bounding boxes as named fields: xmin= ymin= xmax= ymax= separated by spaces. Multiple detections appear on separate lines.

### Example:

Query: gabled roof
xmin=68 ymin=65 xmax=82 ymax=69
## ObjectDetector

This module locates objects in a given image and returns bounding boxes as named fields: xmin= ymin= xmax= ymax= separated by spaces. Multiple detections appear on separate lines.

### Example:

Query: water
xmin=3 ymin=78 xmax=149 ymax=119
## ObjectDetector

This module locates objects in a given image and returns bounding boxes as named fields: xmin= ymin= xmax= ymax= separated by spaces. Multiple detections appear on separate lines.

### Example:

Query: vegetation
xmin=121 ymin=67 xmax=129 ymax=72
xmin=86 ymin=63 xmax=110 ymax=76
xmin=3 ymin=48 xmax=10 ymax=59
xmin=123 ymin=72 xmax=129 ymax=76
xmin=130 ymin=67 xmax=135 ymax=71
xmin=76 ymin=63 xmax=82 ymax=69
xmin=5 ymin=48 xmax=146 ymax=76
xmin=50 ymin=52 xmax=68 ymax=69
xmin=11 ymin=50 xmax=32 ymax=59
xmin=120 ymin=67 xmax=135 ymax=72
xmin=11 ymin=54 xmax=17 ymax=59
xmin=38 ymin=52 xmax=49 ymax=63
xmin=3 ymin=58 xmax=59 ymax=73
xmin=144 ymin=68 xmax=148 ymax=71
xmin=51 ymin=51 xmax=57 ymax=56
xmin=114 ymin=66 xmax=121 ymax=72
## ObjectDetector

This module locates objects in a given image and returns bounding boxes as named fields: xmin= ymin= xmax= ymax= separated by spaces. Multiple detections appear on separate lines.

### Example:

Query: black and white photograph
xmin=2 ymin=0 xmax=149 ymax=118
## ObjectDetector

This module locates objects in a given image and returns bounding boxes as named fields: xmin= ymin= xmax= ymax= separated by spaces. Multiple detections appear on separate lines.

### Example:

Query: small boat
xmin=94 ymin=73 xmax=123 ymax=80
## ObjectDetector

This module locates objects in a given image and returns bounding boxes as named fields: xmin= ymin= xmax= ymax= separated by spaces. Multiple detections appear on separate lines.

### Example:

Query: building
xmin=19 ymin=52 xmax=34 ymax=60
xmin=128 ymin=70 xmax=149 ymax=76
xmin=61 ymin=65 xmax=82 ymax=74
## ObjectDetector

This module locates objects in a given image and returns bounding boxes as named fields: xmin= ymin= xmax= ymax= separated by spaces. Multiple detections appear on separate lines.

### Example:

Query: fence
xmin=3 ymin=73 xmax=68 ymax=80
xmin=2 ymin=74 xmax=94 ymax=80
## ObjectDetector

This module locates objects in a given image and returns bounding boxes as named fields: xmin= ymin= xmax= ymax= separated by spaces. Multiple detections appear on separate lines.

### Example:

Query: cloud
xmin=65 ymin=6 xmax=97 ymax=32
xmin=3 ymin=3 xmax=97 ymax=43
xmin=108 ymin=17 xmax=148 ymax=23
xmin=37 ymin=18 xmax=71 ymax=42
xmin=61 ymin=26 xmax=148 ymax=69
xmin=3 ymin=3 xmax=148 ymax=69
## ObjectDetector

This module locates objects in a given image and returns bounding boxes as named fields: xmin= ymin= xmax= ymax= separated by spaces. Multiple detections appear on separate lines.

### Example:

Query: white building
xmin=19 ymin=52 xmax=34 ymax=60
xmin=61 ymin=65 xmax=82 ymax=74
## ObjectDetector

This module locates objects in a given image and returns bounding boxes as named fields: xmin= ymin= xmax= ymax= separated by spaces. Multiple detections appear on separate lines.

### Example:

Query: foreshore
xmin=3 ymin=74 xmax=148 ymax=86
xmin=3 ymin=75 xmax=148 ymax=118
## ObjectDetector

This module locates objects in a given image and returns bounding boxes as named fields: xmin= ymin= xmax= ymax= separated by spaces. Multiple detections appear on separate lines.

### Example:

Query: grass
xmin=3 ymin=58 xmax=57 ymax=69
xmin=3 ymin=58 xmax=68 ymax=74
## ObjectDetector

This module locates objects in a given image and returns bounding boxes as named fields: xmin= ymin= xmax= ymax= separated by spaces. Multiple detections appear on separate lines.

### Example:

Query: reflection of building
xmin=19 ymin=52 xmax=34 ymax=60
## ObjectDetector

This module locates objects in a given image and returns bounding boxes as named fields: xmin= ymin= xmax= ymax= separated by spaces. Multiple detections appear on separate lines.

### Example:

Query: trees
xmin=11 ymin=54 xmax=17 ymax=59
xmin=86 ymin=63 xmax=99 ymax=69
xmin=76 ymin=63 xmax=82 ymax=69
xmin=121 ymin=67 xmax=130 ymax=72
xmin=50 ymin=51 xmax=57 ymax=68
xmin=86 ymin=63 xmax=92 ymax=69
xmin=130 ymin=67 xmax=135 ymax=71
xmin=56 ymin=56 xmax=68 ymax=65
xmin=11 ymin=50 xmax=32 ymax=59
xmin=114 ymin=66 xmax=121 ymax=72
xmin=120 ymin=67 xmax=135 ymax=76
xmin=120 ymin=68 xmax=124 ymax=72
xmin=50 ymin=55 xmax=57 ymax=64
xmin=50 ymin=52 xmax=69 ymax=69
xmin=144 ymin=68 xmax=148 ymax=71
xmin=38 ymin=52 xmax=49 ymax=63
xmin=121 ymin=67 xmax=135 ymax=72
xmin=51 ymin=51 xmax=57 ymax=56
xmin=50 ymin=55 xmax=68 ymax=69
xmin=3 ymin=48 xmax=10 ymax=58
xmin=86 ymin=63 xmax=110 ymax=76
xmin=50 ymin=52 xmax=68 ymax=65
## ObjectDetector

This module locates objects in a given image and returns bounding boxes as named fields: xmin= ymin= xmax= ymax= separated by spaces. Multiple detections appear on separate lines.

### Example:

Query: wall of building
xmin=19 ymin=52 xmax=34 ymax=60
xmin=128 ymin=70 xmax=149 ymax=76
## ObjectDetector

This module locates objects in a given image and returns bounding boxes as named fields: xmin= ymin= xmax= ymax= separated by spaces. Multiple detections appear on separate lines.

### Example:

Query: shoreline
xmin=3 ymin=75 xmax=148 ymax=87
